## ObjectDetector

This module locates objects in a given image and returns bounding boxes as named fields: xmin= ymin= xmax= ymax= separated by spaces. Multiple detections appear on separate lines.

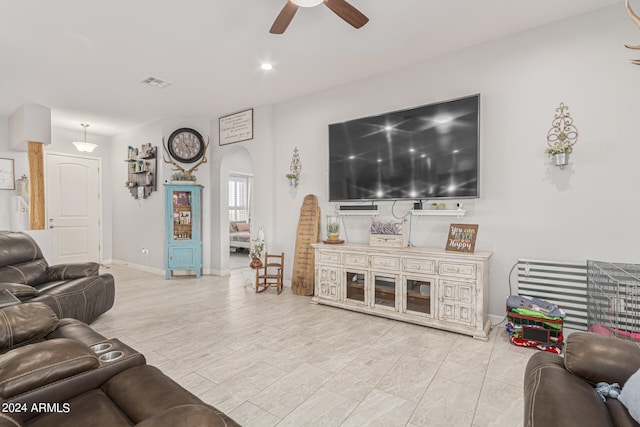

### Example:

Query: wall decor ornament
xmin=124 ymin=143 xmax=157 ymax=199
xmin=162 ymin=132 xmax=210 ymax=182
xmin=287 ymin=147 xmax=302 ymax=188
xmin=545 ymin=102 xmax=578 ymax=170
xmin=219 ymin=109 xmax=253 ymax=145
xmin=625 ymin=0 xmax=640 ymax=65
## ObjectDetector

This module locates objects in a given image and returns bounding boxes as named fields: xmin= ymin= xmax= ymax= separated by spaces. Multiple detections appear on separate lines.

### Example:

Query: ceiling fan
xmin=270 ymin=0 xmax=369 ymax=34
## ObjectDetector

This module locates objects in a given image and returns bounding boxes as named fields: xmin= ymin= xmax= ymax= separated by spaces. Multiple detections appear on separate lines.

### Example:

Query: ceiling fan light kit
xmin=291 ymin=0 xmax=324 ymax=7
xmin=270 ymin=0 xmax=368 ymax=35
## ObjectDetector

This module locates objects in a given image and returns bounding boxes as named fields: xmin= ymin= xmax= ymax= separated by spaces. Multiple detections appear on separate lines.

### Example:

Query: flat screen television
xmin=328 ymin=94 xmax=480 ymax=202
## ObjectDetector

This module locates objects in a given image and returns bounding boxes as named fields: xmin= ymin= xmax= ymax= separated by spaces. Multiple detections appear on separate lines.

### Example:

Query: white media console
xmin=311 ymin=243 xmax=492 ymax=340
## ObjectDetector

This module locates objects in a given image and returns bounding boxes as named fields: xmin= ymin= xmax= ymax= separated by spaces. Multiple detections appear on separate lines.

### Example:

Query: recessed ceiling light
xmin=141 ymin=76 xmax=171 ymax=89
xmin=260 ymin=63 xmax=273 ymax=71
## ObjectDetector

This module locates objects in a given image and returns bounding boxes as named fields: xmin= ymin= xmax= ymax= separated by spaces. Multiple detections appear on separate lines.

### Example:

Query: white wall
xmin=109 ymin=115 xmax=269 ymax=275
xmin=268 ymin=5 xmax=640 ymax=317
xmin=209 ymin=105 xmax=275 ymax=274
xmin=110 ymin=119 xmax=214 ymax=273
xmin=6 ymin=5 xmax=633 ymax=319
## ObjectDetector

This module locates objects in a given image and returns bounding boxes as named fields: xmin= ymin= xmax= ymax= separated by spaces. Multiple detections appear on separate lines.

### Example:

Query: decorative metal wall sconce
xmin=545 ymin=102 xmax=578 ymax=170
xmin=287 ymin=147 xmax=302 ymax=187
xmin=625 ymin=0 xmax=640 ymax=65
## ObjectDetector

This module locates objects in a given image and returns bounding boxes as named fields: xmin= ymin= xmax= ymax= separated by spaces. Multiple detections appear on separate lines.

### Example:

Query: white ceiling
xmin=0 ymin=0 xmax=622 ymax=136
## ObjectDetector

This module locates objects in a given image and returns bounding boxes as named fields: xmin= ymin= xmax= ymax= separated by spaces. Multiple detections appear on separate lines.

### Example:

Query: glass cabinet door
xmin=405 ymin=278 xmax=433 ymax=315
xmin=373 ymin=274 xmax=396 ymax=309
xmin=172 ymin=190 xmax=193 ymax=241
xmin=345 ymin=271 xmax=366 ymax=303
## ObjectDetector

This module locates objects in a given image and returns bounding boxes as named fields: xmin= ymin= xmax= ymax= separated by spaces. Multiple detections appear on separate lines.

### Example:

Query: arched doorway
xmin=219 ymin=147 xmax=254 ymax=272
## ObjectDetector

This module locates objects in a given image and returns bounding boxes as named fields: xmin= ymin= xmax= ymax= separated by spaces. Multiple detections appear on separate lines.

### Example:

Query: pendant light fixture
xmin=72 ymin=124 xmax=97 ymax=153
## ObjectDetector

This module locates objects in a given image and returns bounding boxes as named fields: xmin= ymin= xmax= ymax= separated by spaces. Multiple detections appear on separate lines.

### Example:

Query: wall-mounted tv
xmin=328 ymin=94 xmax=480 ymax=202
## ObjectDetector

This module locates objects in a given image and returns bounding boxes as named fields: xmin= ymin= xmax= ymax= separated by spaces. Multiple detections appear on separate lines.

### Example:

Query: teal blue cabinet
xmin=164 ymin=184 xmax=203 ymax=279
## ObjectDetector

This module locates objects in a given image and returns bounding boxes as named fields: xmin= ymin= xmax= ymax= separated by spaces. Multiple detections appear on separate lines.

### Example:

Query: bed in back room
xmin=230 ymin=221 xmax=250 ymax=251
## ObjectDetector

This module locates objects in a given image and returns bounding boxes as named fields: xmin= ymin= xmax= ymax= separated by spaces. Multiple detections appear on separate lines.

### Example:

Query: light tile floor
xmin=92 ymin=265 xmax=531 ymax=426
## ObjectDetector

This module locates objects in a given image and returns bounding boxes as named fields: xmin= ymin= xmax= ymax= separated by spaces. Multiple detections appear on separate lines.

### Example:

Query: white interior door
xmin=46 ymin=153 xmax=101 ymax=264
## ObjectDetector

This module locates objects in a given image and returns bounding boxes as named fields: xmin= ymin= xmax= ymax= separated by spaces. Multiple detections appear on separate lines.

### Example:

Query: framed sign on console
xmin=219 ymin=108 xmax=253 ymax=145
xmin=446 ymin=223 xmax=479 ymax=253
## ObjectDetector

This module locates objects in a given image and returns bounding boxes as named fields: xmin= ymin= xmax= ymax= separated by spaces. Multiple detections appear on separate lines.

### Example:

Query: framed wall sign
xmin=445 ymin=223 xmax=479 ymax=253
xmin=0 ymin=158 xmax=15 ymax=190
xmin=219 ymin=108 xmax=253 ymax=145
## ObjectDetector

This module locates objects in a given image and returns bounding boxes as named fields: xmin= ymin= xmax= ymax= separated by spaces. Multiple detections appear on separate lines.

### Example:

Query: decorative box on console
xmin=369 ymin=218 xmax=407 ymax=248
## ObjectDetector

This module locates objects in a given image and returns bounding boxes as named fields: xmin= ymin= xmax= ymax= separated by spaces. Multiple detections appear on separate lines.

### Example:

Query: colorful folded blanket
xmin=506 ymin=295 xmax=566 ymax=318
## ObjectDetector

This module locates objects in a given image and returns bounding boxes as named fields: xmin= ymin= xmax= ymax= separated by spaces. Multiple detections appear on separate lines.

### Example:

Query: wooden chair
xmin=255 ymin=252 xmax=284 ymax=295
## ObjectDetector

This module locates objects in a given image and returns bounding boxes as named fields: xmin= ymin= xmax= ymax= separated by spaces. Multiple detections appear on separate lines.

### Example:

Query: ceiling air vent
xmin=141 ymin=77 xmax=171 ymax=89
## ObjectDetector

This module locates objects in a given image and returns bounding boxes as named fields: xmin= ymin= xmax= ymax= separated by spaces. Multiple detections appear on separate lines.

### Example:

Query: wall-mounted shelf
xmin=410 ymin=209 xmax=466 ymax=218
xmin=336 ymin=210 xmax=379 ymax=216
xmin=125 ymin=143 xmax=157 ymax=199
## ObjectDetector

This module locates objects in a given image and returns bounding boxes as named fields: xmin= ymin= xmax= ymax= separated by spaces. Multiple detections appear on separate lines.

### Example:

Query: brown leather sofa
xmin=524 ymin=331 xmax=640 ymax=427
xmin=0 ymin=303 xmax=239 ymax=426
xmin=0 ymin=232 xmax=114 ymax=323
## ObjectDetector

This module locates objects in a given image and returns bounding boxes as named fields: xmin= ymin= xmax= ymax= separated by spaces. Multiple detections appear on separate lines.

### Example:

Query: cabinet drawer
xmin=371 ymin=255 xmax=400 ymax=271
xmin=402 ymin=258 xmax=435 ymax=274
xmin=343 ymin=253 xmax=368 ymax=268
xmin=318 ymin=251 xmax=340 ymax=265
xmin=438 ymin=261 xmax=476 ymax=279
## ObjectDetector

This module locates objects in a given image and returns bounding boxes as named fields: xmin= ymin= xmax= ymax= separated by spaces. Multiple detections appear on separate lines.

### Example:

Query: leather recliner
xmin=0 ymin=232 xmax=115 ymax=323
xmin=0 ymin=303 xmax=239 ymax=426
xmin=524 ymin=331 xmax=640 ymax=427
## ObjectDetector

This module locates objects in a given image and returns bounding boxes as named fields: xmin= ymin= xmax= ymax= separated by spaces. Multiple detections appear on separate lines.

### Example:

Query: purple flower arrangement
xmin=370 ymin=219 xmax=402 ymax=235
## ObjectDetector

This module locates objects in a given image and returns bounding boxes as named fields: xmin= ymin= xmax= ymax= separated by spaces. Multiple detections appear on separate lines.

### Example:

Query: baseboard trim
xmin=111 ymin=259 xmax=164 ymax=276
xmin=208 ymin=268 xmax=230 ymax=276
xmin=489 ymin=313 xmax=507 ymax=327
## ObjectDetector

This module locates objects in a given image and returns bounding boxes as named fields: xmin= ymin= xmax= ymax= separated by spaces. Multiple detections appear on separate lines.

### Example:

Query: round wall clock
xmin=167 ymin=128 xmax=205 ymax=163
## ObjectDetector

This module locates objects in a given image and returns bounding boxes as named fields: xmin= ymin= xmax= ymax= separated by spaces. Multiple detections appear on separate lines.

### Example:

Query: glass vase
xmin=327 ymin=216 xmax=340 ymax=241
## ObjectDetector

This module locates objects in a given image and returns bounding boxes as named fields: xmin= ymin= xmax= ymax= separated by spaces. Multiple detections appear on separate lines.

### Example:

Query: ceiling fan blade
xmin=324 ymin=0 xmax=369 ymax=29
xmin=270 ymin=1 xmax=299 ymax=34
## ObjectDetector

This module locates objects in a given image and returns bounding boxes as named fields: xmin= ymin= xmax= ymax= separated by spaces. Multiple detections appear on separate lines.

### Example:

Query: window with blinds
xmin=229 ymin=175 xmax=248 ymax=221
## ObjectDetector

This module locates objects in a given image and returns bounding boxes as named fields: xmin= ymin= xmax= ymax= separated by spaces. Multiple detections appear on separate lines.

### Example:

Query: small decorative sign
xmin=446 ymin=223 xmax=479 ymax=253
xmin=219 ymin=108 xmax=253 ymax=145
xmin=0 ymin=158 xmax=15 ymax=190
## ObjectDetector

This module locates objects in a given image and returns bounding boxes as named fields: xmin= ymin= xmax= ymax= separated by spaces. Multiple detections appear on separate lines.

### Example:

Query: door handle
xmin=49 ymin=226 xmax=55 ymax=229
